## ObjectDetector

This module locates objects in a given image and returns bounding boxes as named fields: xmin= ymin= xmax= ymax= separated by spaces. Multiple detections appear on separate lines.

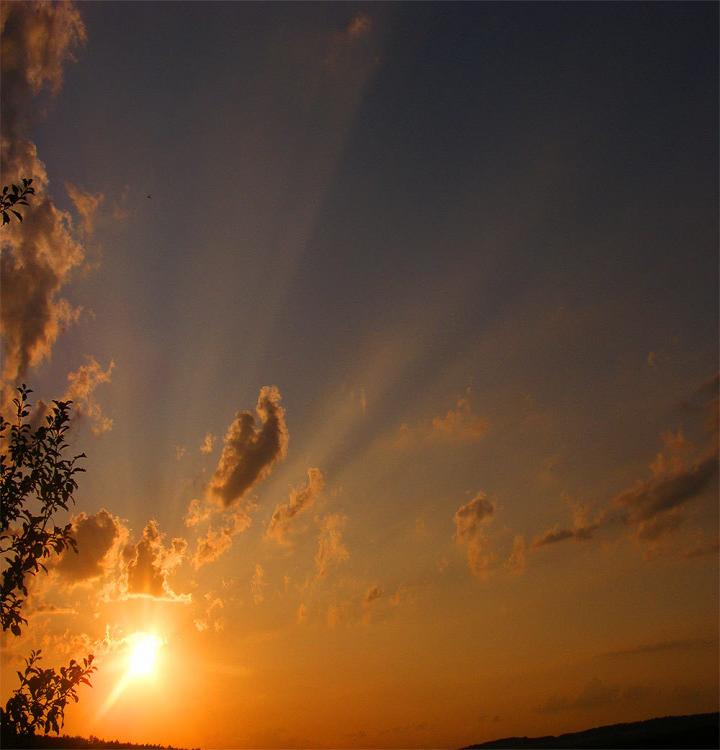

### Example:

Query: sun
xmin=127 ymin=632 xmax=163 ymax=679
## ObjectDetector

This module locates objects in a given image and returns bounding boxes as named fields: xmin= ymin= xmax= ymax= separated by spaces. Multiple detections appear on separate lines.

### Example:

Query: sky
xmin=0 ymin=1 xmax=718 ymax=748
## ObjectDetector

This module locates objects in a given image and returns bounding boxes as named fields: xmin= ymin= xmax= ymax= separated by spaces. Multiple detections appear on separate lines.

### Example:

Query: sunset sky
xmin=0 ymin=2 xmax=718 ymax=748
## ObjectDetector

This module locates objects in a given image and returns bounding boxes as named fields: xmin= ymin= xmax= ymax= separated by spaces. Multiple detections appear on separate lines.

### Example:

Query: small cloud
xmin=506 ymin=534 xmax=526 ymax=574
xmin=65 ymin=182 xmax=103 ymax=236
xmin=315 ymin=513 xmax=349 ymax=578
xmin=297 ymin=602 xmax=308 ymax=624
xmin=63 ymin=356 xmax=114 ymax=435
xmin=175 ymin=445 xmax=187 ymax=461
xmin=347 ymin=13 xmax=372 ymax=38
xmin=395 ymin=390 xmax=489 ymax=447
xmin=250 ymin=563 xmax=266 ymax=605
xmin=125 ymin=520 xmax=190 ymax=602
xmin=200 ymin=432 xmax=216 ymax=454
xmin=601 ymin=637 xmax=715 ymax=659
xmin=453 ymin=492 xmax=496 ymax=579
xmin=364 ymin=585 xmax=383 ymax=605
xmin=185 ymin=497 xmax=212 ymax=528
xmin=191 ymin=507 xmax=253 ymax=569
xmin=265 ymin=468 xmax=325 ymax=545
xmin=194 ymin=593 xmax=224 ymax=633
xmin=55 ymin=509 xmax=127 ymax=583
xmin=208 ymin=386 xmax=288 ymax=506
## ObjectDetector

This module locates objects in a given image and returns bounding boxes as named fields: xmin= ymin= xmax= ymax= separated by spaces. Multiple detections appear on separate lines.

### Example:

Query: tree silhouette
xmin=1 ymin=178 xmax=35 ymax=226
xmin=1 ymin=182 xmax=96 ymax=740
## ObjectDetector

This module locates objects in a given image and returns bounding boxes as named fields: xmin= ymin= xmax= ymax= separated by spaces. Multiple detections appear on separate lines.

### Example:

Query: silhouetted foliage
xmin=1 ymin=178 xmax=35 ymax=226
xmin=0 ymin=386 xmax=95 ymax=738
xmin=0 ymin=726 xmax=197 ymax=750
xmin=1 ymin=385 xmax=85 ymax=636
xmin=1 ymin=649 xmax=95 ymax=736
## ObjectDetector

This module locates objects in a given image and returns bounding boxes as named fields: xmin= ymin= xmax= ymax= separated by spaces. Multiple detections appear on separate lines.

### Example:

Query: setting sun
xmin=126 ymin=634 xmax=163 ymax=679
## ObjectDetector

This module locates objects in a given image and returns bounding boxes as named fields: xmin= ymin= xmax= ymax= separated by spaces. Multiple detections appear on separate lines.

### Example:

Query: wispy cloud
xmin=63 ymin=355 xmax=114 ymax=435
xmin=265 ymin=468 xmax=325 ymax=545
xmin=396 ymin=390 xmax=489 ymax=447
xmin=314 ymin=513 xmax=349 ymax=578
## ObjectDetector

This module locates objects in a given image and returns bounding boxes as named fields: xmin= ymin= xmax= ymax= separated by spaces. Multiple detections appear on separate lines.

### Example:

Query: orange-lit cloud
xmin=265 ymin=467 xmax=325 ymax=545
xmin=200 ymin=432 xmax=216 ymax=454
xmin=208 ymin=385 xmax=288 ymax=506
xmin=1 ymin=1 xmax=88 ymax=399
xmin=191 ymin=507 xmax=253 ymax=569
xmin=125 ymin=520 xmax=189 ymax=602
xmin=65 ymin=182 xmax=103 ymax=236
xmin=534 ymin=436 xmax=718 ymax=550
xmin=250 ymin=563 xmax=266 ymax=605
xmin=63 ymin=355 xmax=114 ymax=435
xmin=396 ymin=390 xmax=489 ymax=447
xmin=453 ymin=492 xmax=496 ymax=578
xmin=314 ymin=513 xmax=349 ymax=577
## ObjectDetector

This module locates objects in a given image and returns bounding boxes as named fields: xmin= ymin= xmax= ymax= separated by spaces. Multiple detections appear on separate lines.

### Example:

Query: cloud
xmin=194 ymin=592 xmax=224 ymax=633
xmin=453 ymin=492 xmax=496 ymax=578
xmin=532 ymin=523 xmax=599 ymax=548
xmin=208 ymin=386 xmax=288 ymax=506
xmin=200 ymin=432 xmax=216 ymax=454
xmin=534 ymin=425 xmax=718 ymax=550
xmin=347 ymin=13 xmax=372 ymax=38
xmin=601 ymin=637 xmax=715 ymax=659
xmin=1 ymin=1 xmax=88 ymax=399
xmin=62 ymin=355 xmax=114 ymax=435
xmin=506 ymin=534 xmax=526 ymax=574
xmin=125 ymin=520 xmax=189 ymax=602
xmin=296 ymin=603 xmax=308 ymax=624
xmin=65 ymin=182 xmax=103 ymax=236
xmin=185 ymin=498 xmax=212 ymax=528
xmin=396 ymin=390 xmax=489 ymax=447
xmin=55 ymin=509 xmax=127 ymax=583
xmin=315 ymin=513 xmax=349 ymax=577
xmin=191 ymin=507 xmax=253 ymax=569
xmin=265 ymin=468 xmax=325 ymax=545
xmin=250 ymin=563 xmax=266 ymax=605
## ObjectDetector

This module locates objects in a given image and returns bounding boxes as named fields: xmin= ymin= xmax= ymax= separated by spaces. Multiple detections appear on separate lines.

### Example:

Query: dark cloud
xmin=532 ymin=523 xmax=599 ymax=548
xmin=208 ymin=386 xmax=288 ymax=506
xmin=125 ymin=520 xmax=189 ymax=602
xmin=56 ymin=509 xmax=126 ymax=582
xmin=453 ymin=492 xmax=496 ymax=578
xmin=611 ymin=452 xmax=718 ymax=526
xmin=601 ymin=637 xmax=715 ymax=659
xmin=265 ymin=467 xmax=324 ymax=545
xmin=364 ymin=585 xmax=382 ymax=605
xmin=534 ymin=422 xmax=718 ymax=551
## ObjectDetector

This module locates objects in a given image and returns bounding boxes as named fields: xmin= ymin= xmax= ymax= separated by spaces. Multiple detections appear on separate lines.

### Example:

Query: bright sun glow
xmin=127 ymin=633 xmax=163 ymax=679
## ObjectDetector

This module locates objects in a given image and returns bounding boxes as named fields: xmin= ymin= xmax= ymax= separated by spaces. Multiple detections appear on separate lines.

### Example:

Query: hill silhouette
xmin=464 ymin=712 xmax=719 ymax=748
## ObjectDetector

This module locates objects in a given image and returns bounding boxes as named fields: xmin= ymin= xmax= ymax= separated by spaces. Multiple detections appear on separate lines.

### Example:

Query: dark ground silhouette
xmin=0 ymin=729 xmax=197 ymax=750
xmin=464 ymin=712 xmax=719 ymax=749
